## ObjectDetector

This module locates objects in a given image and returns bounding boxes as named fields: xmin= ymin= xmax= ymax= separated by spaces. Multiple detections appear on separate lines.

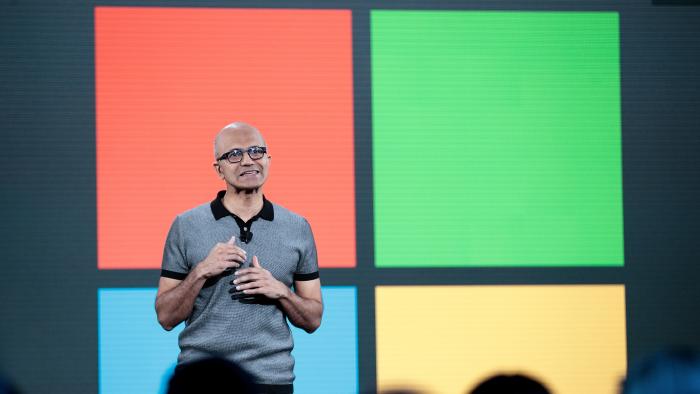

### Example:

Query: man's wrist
xmin=193 ymin=263 xmax=210 ymax=280
xmin=278 ymin=286 xmax=294 ymax=300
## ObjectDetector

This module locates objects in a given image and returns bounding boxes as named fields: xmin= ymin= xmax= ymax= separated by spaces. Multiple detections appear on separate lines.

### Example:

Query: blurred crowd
xmin=1 ymin=346 xmax=699 ymax=394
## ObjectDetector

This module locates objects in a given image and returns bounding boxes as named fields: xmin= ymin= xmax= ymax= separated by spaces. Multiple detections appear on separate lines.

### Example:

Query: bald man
xmin=156 ymin=122 xmax=323 ymax=394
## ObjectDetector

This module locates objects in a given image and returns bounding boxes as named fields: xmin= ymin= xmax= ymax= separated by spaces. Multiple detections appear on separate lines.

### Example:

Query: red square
xmin=96 ymin=7 xmax=355 ymax=269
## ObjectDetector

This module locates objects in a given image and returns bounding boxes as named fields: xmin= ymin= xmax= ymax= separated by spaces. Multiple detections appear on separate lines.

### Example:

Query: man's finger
xmin=225 ymin=255 xmax=246 ymax=264
xmin=222 ymin=244 xmax=247 ymax=255
xmin=227 ymin=235 xmax=236 ymax=245
xmin=233 ymin=273 xmax=262 ymax=284
xmin=225 ymin=261 xmax=241 ymax=268
xmin=225 ymin=249 xmax=247 ymax=258
xmin=222 ymin=260 xmax=241 ymax=272
xmin=235 ymin=282 xmax=259 ymax=291
xmin=252 ymin=255 xmax=261 ymax=268
xmin=235 ymin=266 xmax=263 ymax=276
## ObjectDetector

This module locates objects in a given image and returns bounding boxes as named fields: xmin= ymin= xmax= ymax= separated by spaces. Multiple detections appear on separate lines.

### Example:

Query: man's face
xmin=214 ymin=127 xmax=270 ymax=192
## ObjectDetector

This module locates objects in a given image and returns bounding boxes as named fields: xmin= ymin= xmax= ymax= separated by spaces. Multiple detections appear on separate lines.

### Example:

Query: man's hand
xmin=232 ymin=256 xmax=291 ymax=299
xmin=196 ymin=236 xmax=247 ymax=279
xmin=234 ymin=256 xmax=323 ymax=332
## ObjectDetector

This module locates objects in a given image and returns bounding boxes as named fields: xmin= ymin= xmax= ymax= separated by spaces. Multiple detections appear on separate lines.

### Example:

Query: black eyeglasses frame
xmin=216 ymin=146 xmax=268 ymax=164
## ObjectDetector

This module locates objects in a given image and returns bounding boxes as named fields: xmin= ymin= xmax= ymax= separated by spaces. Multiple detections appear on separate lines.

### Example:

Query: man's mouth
xmin=240 ymin=170 xmax=260 ymax=176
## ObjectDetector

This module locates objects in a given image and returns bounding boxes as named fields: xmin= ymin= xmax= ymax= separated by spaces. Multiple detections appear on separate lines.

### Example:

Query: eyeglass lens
xmin=226 ymin=147 xmax=265 ymax=163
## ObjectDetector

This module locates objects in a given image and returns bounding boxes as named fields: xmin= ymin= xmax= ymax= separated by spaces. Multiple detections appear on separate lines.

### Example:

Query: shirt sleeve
xmin=161 ymin=215 xmax=189 ymax=280
xmin=294 ymin=218 xmax=320 ymax=281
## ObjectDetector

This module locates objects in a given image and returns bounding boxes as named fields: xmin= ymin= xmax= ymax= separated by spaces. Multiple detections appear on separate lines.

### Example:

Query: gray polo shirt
xmin=161 ymin=191 xmax=320 ymax=385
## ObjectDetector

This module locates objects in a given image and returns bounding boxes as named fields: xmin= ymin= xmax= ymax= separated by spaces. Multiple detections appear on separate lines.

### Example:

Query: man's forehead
xmin=219 ymin=129 xmax=264 ymax=144
xmin=215 ymin=125 xmax=266 ymax=153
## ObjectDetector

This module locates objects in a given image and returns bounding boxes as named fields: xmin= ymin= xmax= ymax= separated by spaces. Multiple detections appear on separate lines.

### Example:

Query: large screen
xmin=2 ymin=2 xmax=700 ymax=394
xmin=95 ymin=8 xmax=624 ymax=392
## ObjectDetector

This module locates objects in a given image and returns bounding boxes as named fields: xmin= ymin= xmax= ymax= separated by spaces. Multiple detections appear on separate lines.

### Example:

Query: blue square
xmin=98 ymin=288 xmax=182 ymax=394
xmin=292 ymin=286 xmax=358 ymax=393
xmin=98 ymin=286 xmax=358 ymax=393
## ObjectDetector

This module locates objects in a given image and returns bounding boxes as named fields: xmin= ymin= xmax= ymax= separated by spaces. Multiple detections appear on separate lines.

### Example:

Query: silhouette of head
xmin=470 ymin=373 xmax=551 ymax=394
xmin=167 ymin=356 xmax=256 ymax=394
xmin=623 ymin=347 xmax=700 ymax=394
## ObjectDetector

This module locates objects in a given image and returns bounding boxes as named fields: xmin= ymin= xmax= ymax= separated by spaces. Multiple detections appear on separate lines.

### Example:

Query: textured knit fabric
xmin=161 ymin=195 xmax=319 ymax=385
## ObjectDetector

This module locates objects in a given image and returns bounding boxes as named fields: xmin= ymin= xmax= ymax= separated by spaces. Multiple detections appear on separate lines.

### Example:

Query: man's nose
xmin=240 ymin=152 xmax=254 ymax=165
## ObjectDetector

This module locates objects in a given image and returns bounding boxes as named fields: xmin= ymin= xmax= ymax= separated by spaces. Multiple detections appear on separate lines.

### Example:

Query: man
xmin=156 ymin=122 xmax=323 ymax=394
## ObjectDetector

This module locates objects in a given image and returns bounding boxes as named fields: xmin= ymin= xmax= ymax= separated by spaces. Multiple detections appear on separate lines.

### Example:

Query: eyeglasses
xmin=217 ymin=146 xmax=267 ymax=164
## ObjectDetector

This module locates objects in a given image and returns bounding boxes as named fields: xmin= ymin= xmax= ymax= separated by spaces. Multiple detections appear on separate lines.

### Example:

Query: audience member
xmin=469 ymin=373 xmax=551 ymax=394
xmin=622 ymin=347 xmax=700 ymax=394
xmin=167 ymin=356 xmax=256 ymax=394
xmin=0 ymin=374 xmax=19 ymax=394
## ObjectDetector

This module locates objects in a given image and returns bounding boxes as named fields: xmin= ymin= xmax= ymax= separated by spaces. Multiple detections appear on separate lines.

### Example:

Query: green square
xmin=371 ymin=11 xmax=623 ymax=267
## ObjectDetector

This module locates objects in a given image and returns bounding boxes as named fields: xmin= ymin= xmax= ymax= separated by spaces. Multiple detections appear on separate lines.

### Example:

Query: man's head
xmin=469 ymin=374 xmax=551 ymax=394
xmin=622 ymin=347 xmax=700 ymax=394
xmin=213 ymin=122 xmax=270 ymax=193
xmin=167 ymin=356 xmax=256 ymax=394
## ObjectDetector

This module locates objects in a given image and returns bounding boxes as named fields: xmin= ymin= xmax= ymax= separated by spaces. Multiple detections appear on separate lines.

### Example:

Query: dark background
xmin=1 ymin=0 xmax=699 ymax=393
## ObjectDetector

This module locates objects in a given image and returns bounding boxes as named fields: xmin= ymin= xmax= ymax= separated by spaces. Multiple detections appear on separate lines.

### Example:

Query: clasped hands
xmin=231 ymin=256 xmax=290 ymax=300
xmin=197 ymin=236 xmax=290 ymax=300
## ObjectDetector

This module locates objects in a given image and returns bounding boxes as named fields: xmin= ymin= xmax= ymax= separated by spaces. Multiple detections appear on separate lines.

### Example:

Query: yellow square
xmin=376 ymin=285 xmax=626 ymax=394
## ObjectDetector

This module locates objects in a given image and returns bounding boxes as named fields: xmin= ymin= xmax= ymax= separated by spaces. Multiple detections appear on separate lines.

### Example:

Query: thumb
xmin=252 ymin=255 xmax=261 ymax=268
xmin=227 ymin=235 xmax=236 ymax=245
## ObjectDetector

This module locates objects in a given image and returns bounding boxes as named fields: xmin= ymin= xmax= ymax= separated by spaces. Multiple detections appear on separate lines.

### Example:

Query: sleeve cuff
xmin=293 ymin=271 xmax=320 ymax=281
xmin=161 ymin=269 xmax=188 ymax=280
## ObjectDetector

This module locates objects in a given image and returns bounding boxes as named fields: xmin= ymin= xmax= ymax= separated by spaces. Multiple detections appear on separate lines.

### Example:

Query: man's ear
xmin=213 ymin=162 xmax=224 ymax=179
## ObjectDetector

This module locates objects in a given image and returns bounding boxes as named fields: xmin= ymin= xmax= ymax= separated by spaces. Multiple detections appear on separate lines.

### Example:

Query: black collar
xmin=210 ymin=190 xmax=274 ymax=221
